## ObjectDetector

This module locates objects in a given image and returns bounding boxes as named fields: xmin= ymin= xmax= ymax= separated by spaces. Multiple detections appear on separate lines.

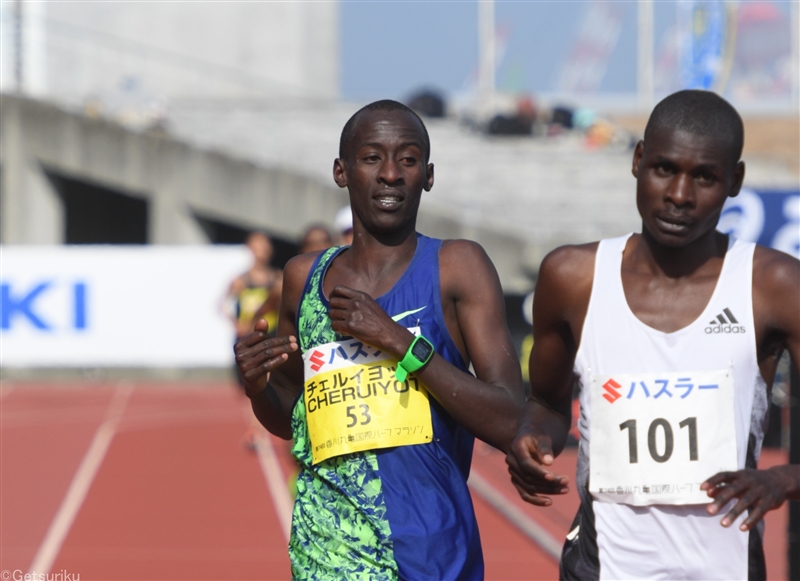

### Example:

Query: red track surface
xmin=1 ymin=382 xmax=790 ymax=580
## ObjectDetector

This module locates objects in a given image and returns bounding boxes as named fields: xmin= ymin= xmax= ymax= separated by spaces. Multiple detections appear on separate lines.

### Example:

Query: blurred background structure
xmin=2 ymin=0 xmax=797 ymax=361
xmin=1 ymin=1 xmax=798 ymax=579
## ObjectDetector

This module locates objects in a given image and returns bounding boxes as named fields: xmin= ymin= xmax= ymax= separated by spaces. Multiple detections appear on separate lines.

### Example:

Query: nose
xmin=664 ymin=173 xmax=695 ymax=208
xmin=378 ymin=158 xmax=403 ymax=185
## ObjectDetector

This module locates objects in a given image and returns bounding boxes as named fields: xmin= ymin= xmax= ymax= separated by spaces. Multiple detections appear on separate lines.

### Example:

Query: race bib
xmin=302 ymin=328 xmax=433 ymax=464
xmin=589 ymin=368 xmax=737 ymax=505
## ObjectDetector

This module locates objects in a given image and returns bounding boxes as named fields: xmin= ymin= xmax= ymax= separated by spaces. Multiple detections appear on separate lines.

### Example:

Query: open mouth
xmin=374 ymin=192 xmax=404 ymax=210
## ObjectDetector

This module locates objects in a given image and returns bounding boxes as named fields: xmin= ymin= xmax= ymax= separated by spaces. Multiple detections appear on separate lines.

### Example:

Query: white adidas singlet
xmin=561 ymin=234 xmax=769 ymax=581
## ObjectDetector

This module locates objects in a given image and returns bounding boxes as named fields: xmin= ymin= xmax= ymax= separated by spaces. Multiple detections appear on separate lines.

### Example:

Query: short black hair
xmin=339 ymin=99 xmax=431 ymax=162
xmin=645 ymin=90 xmax=744 ymax=162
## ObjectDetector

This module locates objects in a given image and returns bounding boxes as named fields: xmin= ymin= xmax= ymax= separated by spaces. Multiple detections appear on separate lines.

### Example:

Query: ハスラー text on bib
xmin=589 ymin=368 xmax=738 ymax=505
xmin=302 ymin=328 xmax=433 ymax=464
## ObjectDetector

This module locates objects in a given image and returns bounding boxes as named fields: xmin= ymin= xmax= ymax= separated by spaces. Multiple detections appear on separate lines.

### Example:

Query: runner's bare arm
xmin=507 ymin=244 xmax=596 ymax=506
xmin=251 ymin=271 xmax=284 ymax=330
xmin=328 ymin=240 xmax=524 ymax=452
xmin=221 ymin=275 xmax=246 ymax=332
xmin=235 ymin=256 xmax=312 ymax=439
xmin=702 ymin=248 xmax=800 ymax=530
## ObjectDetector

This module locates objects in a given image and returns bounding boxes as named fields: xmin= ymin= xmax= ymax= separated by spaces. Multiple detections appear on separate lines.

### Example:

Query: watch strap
xmin=395 ymin=335 xmax=434 ymax=382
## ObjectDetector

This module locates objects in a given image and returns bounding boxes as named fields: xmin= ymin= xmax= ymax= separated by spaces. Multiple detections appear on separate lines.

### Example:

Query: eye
xmin=362 ymin=154 xmax=380 ymax=163
xmin=400 ymin=156 xmax=418 ymax=165
xmin=696 ymin=171 xmax=717 ymax=185
xmin=654 ymin=163 xmax=674 ymax=176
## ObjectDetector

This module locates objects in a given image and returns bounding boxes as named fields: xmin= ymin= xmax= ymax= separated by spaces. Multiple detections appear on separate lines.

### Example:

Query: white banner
xmin=0 ymin=246 xmax=253 ymax=367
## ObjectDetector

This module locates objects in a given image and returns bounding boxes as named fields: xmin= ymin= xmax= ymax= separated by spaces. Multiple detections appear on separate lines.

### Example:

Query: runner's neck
xmin=327 ymin=232 xmax=419 ymax=299
xmin=630 ymin=229 xmax=728 ymax=281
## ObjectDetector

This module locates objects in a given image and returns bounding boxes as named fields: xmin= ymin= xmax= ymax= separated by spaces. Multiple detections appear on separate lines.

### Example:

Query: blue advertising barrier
xmin=718 ymin=188 xmax=800 ymax=259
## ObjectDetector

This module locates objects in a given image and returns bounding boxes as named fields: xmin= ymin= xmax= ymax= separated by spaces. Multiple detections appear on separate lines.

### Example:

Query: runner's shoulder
xmin=440 ymin=238 xmax=493 ymax=265
xmin=282 ymin=252 xmax=324 ymax=298
xmin=439 ymin=239 xmax=501 ymax=286
xmin=538 ymin=242 xmax=599 ymax=289
xmin=752 ymin=245 xmax=800 ymax=328
xmin=752 ymin=244 xmax=800 ymax=296
xmin=228 ymin=273 xmax=248 ymax=294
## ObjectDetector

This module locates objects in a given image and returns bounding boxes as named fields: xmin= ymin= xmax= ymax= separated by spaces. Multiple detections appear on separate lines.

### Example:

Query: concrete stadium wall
xmin=0 ymin=95 xmax=349 ymax=248
xmin=0 ymin=95 xmax=534 ymax=290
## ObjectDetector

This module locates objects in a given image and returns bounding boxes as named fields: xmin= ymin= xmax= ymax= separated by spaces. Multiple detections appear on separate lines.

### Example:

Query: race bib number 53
xmin=302 ymin=328 xmax=433 ymax=464
xmin=589 ymin=369 xmax=738 ymax=505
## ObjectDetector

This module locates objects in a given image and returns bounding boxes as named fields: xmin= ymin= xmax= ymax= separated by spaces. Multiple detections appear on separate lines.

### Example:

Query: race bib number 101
xmin=589 ymin=368 xmax=738 ymax=505
xmin=302 ymin=329 xmax=433 ymax=464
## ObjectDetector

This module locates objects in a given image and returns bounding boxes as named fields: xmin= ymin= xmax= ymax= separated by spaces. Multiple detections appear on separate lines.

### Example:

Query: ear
xmin=728 ymin=160 xmax=745 ymax=199
xmin=423 ymin=163 xmax=434 ymax=192
xmin=333 ymin=158 xmax=347 ymax=189
xmin=631 ymin=140 xmax=645 ymax=179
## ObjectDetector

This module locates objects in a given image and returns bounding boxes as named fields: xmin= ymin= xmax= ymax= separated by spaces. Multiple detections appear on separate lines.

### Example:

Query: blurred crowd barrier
xmin=1 ymin=246 xmax=250 ymax=368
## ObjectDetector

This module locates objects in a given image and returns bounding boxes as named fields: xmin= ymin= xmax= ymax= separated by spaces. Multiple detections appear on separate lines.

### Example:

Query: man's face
xmin=333 ymin=110 xmax=434 ymax=235
xmin=632 ymin=126 xmax=744 ymax=248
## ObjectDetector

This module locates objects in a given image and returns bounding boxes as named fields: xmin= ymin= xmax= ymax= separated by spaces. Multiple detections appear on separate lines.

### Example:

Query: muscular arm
xmin=235 ymin=257 xmax=311 ymax=439
xmin=703 ymin=247 xmax=800 ymax=529
xmin=421 ymin=240 xmax=525 ymax=451
xmin=328 ymin=240 xmax=524 ymax=452
xmin=506 ymin=244 xmax=596 ymax=505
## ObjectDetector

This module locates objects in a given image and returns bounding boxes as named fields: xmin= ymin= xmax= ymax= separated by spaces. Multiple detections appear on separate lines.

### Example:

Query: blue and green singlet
xmin=288 ymin=234 xmax=483 ymax=581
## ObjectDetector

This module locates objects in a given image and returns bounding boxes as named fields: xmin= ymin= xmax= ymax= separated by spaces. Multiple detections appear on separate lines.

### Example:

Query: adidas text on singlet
xmin=561 ymin=234 xmax=769 ymax=581
xmin=288 ymin=234 xmax=483 ymax=581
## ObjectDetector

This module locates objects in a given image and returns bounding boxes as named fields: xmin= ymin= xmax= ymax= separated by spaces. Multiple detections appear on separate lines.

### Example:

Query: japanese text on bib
xmin=302 ymin=328 xmax=433 ymax=464
xmin=590 ymin=368 xmax=738 ymax=505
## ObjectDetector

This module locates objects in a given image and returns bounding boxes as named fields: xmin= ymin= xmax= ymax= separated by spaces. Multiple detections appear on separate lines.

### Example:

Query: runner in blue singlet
xmin=234 ymin=100 xmax=525 ymax=580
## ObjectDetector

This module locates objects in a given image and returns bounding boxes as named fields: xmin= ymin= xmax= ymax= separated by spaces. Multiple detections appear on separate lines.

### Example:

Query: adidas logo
xmin=705 ymin=308 xmax=746 ymax=334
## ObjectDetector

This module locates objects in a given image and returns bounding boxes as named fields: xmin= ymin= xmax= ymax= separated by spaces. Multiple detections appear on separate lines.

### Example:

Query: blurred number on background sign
xmin=718 ymin=189 xmax=800 ymax=259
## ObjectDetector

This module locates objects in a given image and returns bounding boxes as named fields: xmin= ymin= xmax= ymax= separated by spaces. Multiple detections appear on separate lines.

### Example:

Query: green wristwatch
xmin=395 ymin=335 xmax=435 ymax=382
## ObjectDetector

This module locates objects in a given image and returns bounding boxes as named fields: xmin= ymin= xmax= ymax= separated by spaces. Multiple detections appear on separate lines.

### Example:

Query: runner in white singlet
xmin=506 ymin=90 xmax=800 ymax=580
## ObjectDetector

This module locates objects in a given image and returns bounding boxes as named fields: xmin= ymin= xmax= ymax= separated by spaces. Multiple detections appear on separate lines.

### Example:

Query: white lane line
xmin=468 ymin=468 xmax=563 ymax=562
xmin=253 ymin=431 xmax=294 ymax=543
xmin=27 ymin=385 xmax=133 ymax=576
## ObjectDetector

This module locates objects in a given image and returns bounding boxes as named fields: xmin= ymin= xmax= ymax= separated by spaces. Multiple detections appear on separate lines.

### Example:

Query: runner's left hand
xmin=328 ymin=285 xmax=413 ymax=356
xmin=506 ymin=424 xmax=570 ymax=506
xmin=702 ymin=465 xmax=800 ymax=530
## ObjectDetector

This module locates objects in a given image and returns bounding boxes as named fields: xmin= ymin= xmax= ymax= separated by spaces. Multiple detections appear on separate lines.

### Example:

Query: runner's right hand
xmin=234 ymin=319 xmax=298 ymax=398
xmin=506 ymin=426 xmax=570 ymax=506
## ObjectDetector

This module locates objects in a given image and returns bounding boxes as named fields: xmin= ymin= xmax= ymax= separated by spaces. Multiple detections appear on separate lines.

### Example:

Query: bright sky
xmin=341 ymin=2 xmax=644 ymax=101
xmin=340 ymin=1 xmax=792 ymax=103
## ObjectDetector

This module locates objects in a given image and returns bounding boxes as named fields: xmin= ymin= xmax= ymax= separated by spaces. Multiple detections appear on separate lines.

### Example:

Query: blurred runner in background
xmin=334 ymin=205 xmax=354 ymax=246
xmin=224 ymin=231 xmax=284 ymax=450
xmin=226 ymin=232 xmax=283 ymax=342
xmin=299 ymin=224 xmax=334 ymax=255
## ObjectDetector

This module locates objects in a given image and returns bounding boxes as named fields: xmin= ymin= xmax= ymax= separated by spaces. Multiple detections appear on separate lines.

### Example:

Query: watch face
xmin=411 ymin=338 xmax=433 ymax=362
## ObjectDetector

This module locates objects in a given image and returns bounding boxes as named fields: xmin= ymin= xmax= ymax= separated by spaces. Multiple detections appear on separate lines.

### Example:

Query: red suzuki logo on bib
xmin=309 ymin=350 xmax=326 ymax=371
xmin=602 ymin=378 xmax=622 ymax=403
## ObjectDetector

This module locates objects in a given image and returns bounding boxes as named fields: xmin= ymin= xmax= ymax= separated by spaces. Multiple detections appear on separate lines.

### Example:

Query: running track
xmin=1 ymin=382 xmax=789 ymax=580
